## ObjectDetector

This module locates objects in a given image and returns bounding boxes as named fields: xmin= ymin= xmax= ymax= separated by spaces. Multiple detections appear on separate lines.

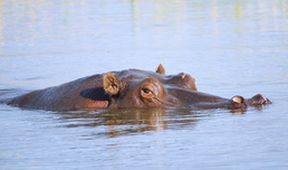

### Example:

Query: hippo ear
xmin=103 ymin=72 xmax=124 ymax=96
xmin=156 ymin=64 xmax=165 ymax=75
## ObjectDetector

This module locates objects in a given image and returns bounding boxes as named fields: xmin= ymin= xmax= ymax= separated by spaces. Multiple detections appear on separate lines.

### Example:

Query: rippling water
xmin=1 ymin=0 xmax=288 ymax=169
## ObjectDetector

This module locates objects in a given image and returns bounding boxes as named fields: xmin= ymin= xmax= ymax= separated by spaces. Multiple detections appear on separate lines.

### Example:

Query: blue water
xmin=1 ymin=0 xmax=288 ymax=169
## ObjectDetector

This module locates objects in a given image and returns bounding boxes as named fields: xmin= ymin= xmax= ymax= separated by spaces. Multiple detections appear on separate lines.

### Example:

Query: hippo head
xmin=103 ymin=64 xmax=197 ymax=109
xmin=102 ymin=64 xmax=271 ymax=110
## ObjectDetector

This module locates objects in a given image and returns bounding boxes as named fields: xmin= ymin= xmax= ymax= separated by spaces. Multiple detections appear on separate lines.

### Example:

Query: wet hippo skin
xmin=6 ymin=64 xmax=271 ymax=111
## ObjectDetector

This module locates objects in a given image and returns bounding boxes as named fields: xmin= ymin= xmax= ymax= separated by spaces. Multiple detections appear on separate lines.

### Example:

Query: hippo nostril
xmin=232 ymin=95 xmax=244 ymax=104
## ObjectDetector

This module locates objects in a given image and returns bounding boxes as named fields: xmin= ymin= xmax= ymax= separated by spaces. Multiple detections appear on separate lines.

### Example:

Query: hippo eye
xmin=142 ymin=88 xmax=152 ymax=95
xmin=141 ymin=87 xmax=154 ymax=99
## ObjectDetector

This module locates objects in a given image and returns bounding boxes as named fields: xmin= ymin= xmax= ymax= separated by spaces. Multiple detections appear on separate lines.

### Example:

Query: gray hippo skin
xmin=6 ymin=64 xmax=271 ymax=111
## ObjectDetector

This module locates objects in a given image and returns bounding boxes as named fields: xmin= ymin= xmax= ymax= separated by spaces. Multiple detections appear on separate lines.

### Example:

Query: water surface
xmin=1 ymin=0 xmax=288 ymax=169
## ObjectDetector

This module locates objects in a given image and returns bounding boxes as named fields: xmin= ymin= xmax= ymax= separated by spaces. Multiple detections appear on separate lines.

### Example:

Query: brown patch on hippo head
xmin=103 ymin=72 xmax=126 ymax=96
xmin=156 ymin=64 xmax=166 ymax=75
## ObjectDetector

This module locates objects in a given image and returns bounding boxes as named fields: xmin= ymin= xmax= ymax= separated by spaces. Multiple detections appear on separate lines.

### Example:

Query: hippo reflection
xmin=59 ymin=108 xmax=199 ymax=138
xmin=6 ymin=65 xmax=271 ymax=111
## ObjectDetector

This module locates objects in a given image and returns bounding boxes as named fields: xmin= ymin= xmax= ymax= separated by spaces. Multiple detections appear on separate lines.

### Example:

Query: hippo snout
xmin=248 ymin=94 xmax=272 ymax=105
xmin=229 ymin=94 xmax=272 ymax=110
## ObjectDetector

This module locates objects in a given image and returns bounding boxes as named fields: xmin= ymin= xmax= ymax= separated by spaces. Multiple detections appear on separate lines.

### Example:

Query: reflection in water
xmin=130 ymin=0 xmax=288 ymax=35
xmin=0 ymin=0 xmax=287 ymax=56
xmin=57 ymin=108 xmax=204 ymax=138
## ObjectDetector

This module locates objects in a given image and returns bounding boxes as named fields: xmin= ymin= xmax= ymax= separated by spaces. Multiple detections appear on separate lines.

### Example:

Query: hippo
xmin=5 ymin=64 xmax=271 ymax=111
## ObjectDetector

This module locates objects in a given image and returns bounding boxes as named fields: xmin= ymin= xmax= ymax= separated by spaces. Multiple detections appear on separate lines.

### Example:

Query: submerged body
xmin=6 ymin=65 xmax=271 ymax=111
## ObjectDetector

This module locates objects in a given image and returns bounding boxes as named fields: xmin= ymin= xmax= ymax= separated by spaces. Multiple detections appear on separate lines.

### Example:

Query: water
xmin=1 ymin=0 xmax=288 ymax=169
